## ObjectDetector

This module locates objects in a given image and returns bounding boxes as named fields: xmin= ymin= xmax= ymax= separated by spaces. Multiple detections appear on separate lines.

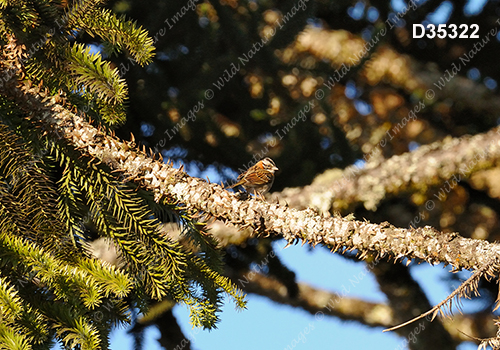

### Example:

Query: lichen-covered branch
xmin=4 ymin=36 xmax=500 ymax=342
xmin=225 ymin=266 xmax=393 ymax=327
xmin=2 ymin=40 xmax=500 ymax=274
xmin=276 ymin=127 xmax=500 ymax=212
xmin=225 ymin=267 xmax=494 ymax=345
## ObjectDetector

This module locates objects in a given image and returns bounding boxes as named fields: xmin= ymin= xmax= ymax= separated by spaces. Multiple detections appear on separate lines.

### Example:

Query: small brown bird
xmin=228 ymin=157 xmax=278 ymax=196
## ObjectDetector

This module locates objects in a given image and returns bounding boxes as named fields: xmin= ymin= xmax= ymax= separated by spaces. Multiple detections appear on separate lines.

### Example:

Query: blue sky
xmin=109 ymin=243 xmax=480 ymax=349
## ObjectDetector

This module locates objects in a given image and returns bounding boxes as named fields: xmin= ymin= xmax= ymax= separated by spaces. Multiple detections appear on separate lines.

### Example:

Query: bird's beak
xmin=272 ymin=165 xmax=279 ymax=171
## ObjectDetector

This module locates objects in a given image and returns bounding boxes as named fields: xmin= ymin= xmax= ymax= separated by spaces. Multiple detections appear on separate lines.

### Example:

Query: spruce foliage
xmin=0 ymin=1 xmax=246 ymax=348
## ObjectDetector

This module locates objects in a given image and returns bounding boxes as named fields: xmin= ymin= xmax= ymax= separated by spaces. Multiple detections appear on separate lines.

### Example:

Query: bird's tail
xmin=227 ymin=181 xmax=241 ymax=189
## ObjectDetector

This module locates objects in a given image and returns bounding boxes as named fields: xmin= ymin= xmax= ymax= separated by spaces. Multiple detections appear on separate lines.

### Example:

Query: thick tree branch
xmin=278 ymin=27 xmax=500 ymax=214
xmin=4 ymin=37 xmax=500 ymax=344
xmin=2 ymin=40 xmax=500 ymax=274
xmin=225 ymin=266 xmax=393 ymax=327
xmin=372 ymin=261 xmax=455 ymax=350
xmin=226 ymin=268 xmax=495 ymax=345
xmin=275 ymin=127 xmax=500 ymax=212
xmin=4 ymin=40 xmax=500 ymax=344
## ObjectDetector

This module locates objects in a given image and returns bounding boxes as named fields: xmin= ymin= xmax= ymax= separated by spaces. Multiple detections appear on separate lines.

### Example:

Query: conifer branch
xmin=0 ymin=20 xmax=245 ymax=338
xmin=4 ymin=33 xmax=500 ymax=343
xmin=2 ymin=36 xmax=500 ymax=274
xmin=383 ymin=260 xmax=493 ymax=332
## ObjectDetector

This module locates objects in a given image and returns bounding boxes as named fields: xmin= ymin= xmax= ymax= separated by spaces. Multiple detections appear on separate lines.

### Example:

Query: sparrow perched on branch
xmin=228 ymin=157 xmax=278 ymax=196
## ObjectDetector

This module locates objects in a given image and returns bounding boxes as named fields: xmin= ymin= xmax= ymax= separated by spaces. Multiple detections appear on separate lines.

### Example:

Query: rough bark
xmin=275 ymin=127 xmax=500 ymax=212
xmin=3 ymin=37 xmax=500 ymax=345
xmin=1 ymin=39 xmax=500 ymax=274
xmin=225 ymin=267 xmax=495 ymax=345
